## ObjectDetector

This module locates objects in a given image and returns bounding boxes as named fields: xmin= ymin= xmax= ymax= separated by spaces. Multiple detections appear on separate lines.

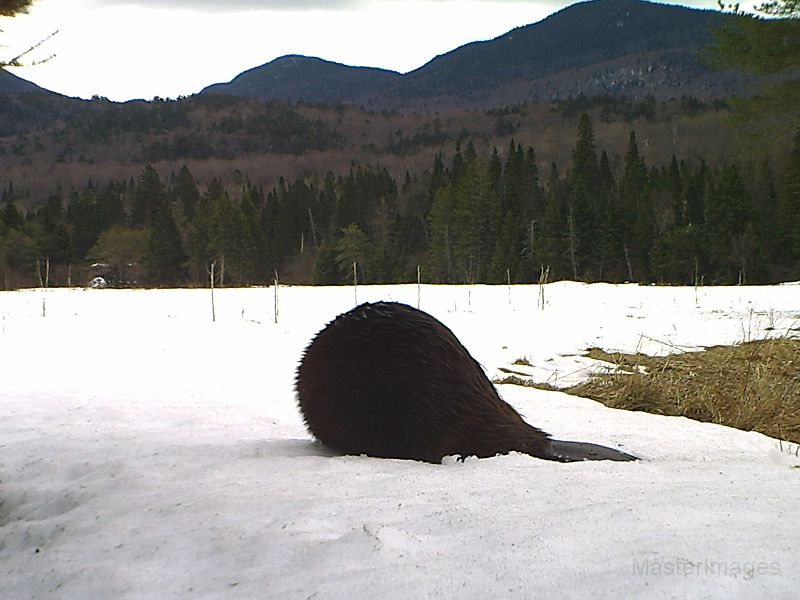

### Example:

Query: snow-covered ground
xmin=1 ymin=282 xmax=799 ymax=599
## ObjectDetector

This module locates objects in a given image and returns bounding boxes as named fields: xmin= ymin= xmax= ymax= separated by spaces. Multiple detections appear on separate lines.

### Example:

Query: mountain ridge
xmin=201 ymin=55 xmax=401 ymax=105
xmin=0 ymin=68 xmax=51 ymax=94
xmin=202 ymin=0 xmax=751 ymax=109
xmin=0 ymin=0 xmax=758 ymax=108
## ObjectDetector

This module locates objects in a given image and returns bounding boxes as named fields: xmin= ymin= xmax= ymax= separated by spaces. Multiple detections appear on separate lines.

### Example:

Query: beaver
xmin=295 ymin=301 xmax=637 ymax=463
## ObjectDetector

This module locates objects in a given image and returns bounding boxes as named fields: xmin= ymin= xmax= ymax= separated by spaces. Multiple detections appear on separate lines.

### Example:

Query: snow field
xmin=1 ymin=282 xmax=799 ymax=599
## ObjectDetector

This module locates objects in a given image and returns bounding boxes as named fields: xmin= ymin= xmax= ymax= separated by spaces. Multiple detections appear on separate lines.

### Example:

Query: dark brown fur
xmin=295 ymin=301 xmax=636 ymax=463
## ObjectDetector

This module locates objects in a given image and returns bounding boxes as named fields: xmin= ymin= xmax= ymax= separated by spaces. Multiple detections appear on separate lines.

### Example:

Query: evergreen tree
xmin=132 ymin=165 xmax=166 ymax=227
xmin=143 ymin=200 xmax=187 ymax=285
xmin=317 ymin=172 xmax=338 ymax=241
xmin=594 ymin=150 xmax=620 ymax=280
xmin=1 ymin=198 xmax=24 ymax=230
xmin=335 ymin=223 xmax=371 ymax=282
xmin=66 ymin=183 xmax=125 ymax=260
xmin=172 ymin=165 xmax=200 ymax=220
xmin=0 ymin=227 xmax=38 ymax=278
xmin=34 ymin=192 xmax=73 ymax=266
xmin=710 ymin=2 xmax=800 ymax=135
xmin=396 ymin=171 xmax=430 ymax=262
xmin=488 ymin=141 xmax=530 ymax=281
xmin=619 ymin=131 xmax=652 ymax=280
xmin=312 ymin=243 xmax=340 ymax=285
xmin=88 ymin=226 xmax=148 ymax=285
xmin=488 ymin=210 xmax=518 ymax=283
xmin=751 ymin=158 xmax=781 ymax=278
xmin=538 ymin=162 xmax=569 ymax=279
xmin=0 ymin=1 xmax=34 ymax=17
xmin=237 ymin=191 xmax=262 ymax=284
xmin=704 ymin=164 xmax=752 ymax=282
xmin=185 ymin=191 xmax=213 ymax=284
xmin=567 ymin=114 xmax=600 ymax=278
xmin=685 ymin=160 xmax=708 ymax=228
xmin=452 ymin=155 xmax=495 ymax=282
xmin=667 ymin=156 xmax=686 ymax=226
xmin=650 ymin=224 xmax=701 ymax=285
xmin=776 ymin=130 xmax=800 ymax=272
xmin=206 ymin=185 xmax=244 ymax=285
xmin=429 ymin=184 xmax=456 ymax=282
xmin=518 ymin=146 xmax=545 ymax=281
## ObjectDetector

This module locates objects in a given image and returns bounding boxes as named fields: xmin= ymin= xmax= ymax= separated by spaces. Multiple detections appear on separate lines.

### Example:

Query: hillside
xmin=0 ymin=92 xmax=743 ymax=204
xmin=202 ymin=0 xmax=754 ymax=109
xmin=0 ymin=69 xmax=48 ymax=94
xmin=201 ymin=55 xmax=400 ymax=105
xmin=1 ymin=1 xmax=798 ymax=290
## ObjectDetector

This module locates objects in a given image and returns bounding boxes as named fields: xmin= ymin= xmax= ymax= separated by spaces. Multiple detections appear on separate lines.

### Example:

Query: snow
xmin=1 ymin=282 xmax=799 ymax=599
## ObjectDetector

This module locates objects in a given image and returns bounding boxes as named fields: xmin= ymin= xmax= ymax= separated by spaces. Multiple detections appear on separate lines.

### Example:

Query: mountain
xmin=0 ymin=68 xmax=50 ymax=94
xmin=202 ymin=0 xmax=751 ymax=109
xmin=201 ymin=55 xmax=400 ymax=104
xmin=377 ymin=0 xmax=739 ymax=106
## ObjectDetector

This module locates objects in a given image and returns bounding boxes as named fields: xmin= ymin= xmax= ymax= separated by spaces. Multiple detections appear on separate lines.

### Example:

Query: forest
xmin=1 ymin=112 xmax=799 ymax=289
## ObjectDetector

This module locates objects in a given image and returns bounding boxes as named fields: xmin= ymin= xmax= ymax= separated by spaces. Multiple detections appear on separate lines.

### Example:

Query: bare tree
xmin=1 ymin=0 xmax=56 ymax=68
xmin=0 ymin=0 xmax=34 ymax=18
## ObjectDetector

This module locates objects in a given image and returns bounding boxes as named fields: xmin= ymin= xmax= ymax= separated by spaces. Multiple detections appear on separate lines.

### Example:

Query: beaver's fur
xmin=295 ymin=301 xmax=636 ymax=463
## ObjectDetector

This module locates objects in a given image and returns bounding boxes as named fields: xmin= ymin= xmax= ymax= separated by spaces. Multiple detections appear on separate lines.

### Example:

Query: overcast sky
xmin=2 ymin=0 xmax=740 ymax=101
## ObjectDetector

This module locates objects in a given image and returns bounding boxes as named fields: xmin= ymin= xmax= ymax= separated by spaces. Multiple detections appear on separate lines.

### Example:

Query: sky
xmin=1 ymin=0 xmax=750 ymax=101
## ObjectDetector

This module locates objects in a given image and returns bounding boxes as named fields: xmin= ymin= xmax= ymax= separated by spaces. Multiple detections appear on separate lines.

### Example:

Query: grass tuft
xmin=564 ymin=337 xmax=800 ymax=444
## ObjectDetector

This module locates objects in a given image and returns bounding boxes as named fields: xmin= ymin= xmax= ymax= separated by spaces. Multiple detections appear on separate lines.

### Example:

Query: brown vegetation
xmin=0 ymin=96 xmax=748 ymax=210
xmin=565 ymin=337 xmax=800 ymax=444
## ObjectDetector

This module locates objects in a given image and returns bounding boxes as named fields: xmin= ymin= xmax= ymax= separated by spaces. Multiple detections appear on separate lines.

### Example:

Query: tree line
xmin=1 ymin=113 xmax=799 ymax=288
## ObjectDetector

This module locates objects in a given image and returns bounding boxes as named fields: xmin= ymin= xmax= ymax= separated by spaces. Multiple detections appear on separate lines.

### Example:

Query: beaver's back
xmin=295 ymin=302 xmax=551 ymax=462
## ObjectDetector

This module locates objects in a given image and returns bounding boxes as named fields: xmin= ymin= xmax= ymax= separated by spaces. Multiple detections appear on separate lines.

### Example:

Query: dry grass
xmin=564 ymin=337 xmax=800 ymax=444
xmin=494 ymin=371 xmax=560 ymax=391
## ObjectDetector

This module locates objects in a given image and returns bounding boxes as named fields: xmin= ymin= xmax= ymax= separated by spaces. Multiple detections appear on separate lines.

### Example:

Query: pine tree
xmin=750 ymin=158 xmax=781 ymax=278
xmin=594 ymin=150 xmax=620 ymax=280
xmin=207 ymin=186 xmax=243 ymax=285
xmin=89 ymin=226 xmax=148 ymax=285
xmin=704 ymin=164 xmax=752 ymax=282
xmin=172 ymin=165 xmax=200 ymax=220
xmin=429 ymin=184 xmax=456 ymax=282
xmin=317 ymin=172 xmax=338 ymax=240
xmin=539 ymin=162 xmax=568 ymax=279
xmin=777 ymin=130 xmax=800 ymax=273
xmin=667 ymin=156 xmax=686 ymax=226
xmin=312 ymin=243 xmax=340 ymax=285
xmin=132 ymin=165 xmax=166 ymax=227
xmin=0 ymin=1 xmax=34 ymax=17
xmin=34 ymin=193 xmax=73 ymax=266
xmin=619 ymin=131 xmax=652 ymax=280
xmin=650 ymin=224 xmax=700 ymax=285
xmin=237 ymin=191 xmax=262 ymax=284
xmin=143 ymin=200 xmax=187 ymax=285
xmin=452 ymin=156 xmax=495 ymax=282
xmin=67 ymin=187 xmax=99 ymax=259
xmin=1 ymin=199 xmax=24 ymax=230
xmin=488 ymin=210 xmax=518 ymax=282
xmin=710 ymin=2 xmax=800 ymax=136
xmin=335 ymin=223 xmax=371 ymax=282
xmin=567 ymin=114 xmax=600 ymax=278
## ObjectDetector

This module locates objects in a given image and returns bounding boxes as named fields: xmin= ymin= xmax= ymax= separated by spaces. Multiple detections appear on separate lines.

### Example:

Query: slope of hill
xmin=377 ymin=0 xmax=743 ymax=107
xmin=0 ymin=68 xmax=50 ymax=94
xmin=202 ymin=0 xmax=752 ymax=109
xmin=201 ymin=55 xmax=401 ymax=104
